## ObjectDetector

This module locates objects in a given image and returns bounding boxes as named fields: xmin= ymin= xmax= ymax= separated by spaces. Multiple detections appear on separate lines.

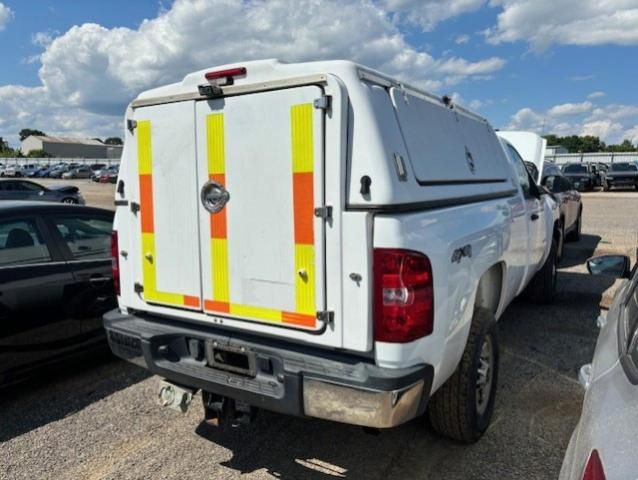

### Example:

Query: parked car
xmin=562 ymin=163 xmax=602 ymax=191
xmin=48 ymin=165 xmax=71 ymax=178
xmin=496 ymin=132 xmax=582 ymax=261
xmin=0 ymin=202 xmax=116 ymax=387
xmin=105 ymin=60 xmax=560 ymax=442
xmin=62 ymin=166 xmax=92 ymax=180
xmin=559 ymin=253 xmax=638 ymax=479
xmin=93 ymin=165 xmax=118 ymax=183
xmin=0 ymin=179 xmax=85 ymax=204
xmin=603 ymin=161 xmax=638 ymax=191
xmin=540 ymin=162 xmax=582 ymax=257
xmin=4 ymin=164 xmax=39 ymax=178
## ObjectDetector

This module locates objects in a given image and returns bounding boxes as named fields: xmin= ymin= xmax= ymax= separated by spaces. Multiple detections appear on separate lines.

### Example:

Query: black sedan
xmin=0 ymin=202 xmax=116 ymax=387
xmin=0 ymin=179 xmax=85 ymax=204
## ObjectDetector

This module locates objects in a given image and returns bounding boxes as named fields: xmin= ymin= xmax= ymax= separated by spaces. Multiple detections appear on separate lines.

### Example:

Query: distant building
xmin=545 ymin=145 xmax=568 ymax=155
xmin=21 ymin=135 xmax=123 ymax=159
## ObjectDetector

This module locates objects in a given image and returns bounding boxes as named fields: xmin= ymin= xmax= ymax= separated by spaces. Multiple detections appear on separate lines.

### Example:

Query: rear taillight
xmin=582 ymin=450 xmax=605 ymax=480
xmin=111 ymin=231 xmax=120 ymax=296
xmin=373 ymin=248 xmax=434 ymax=343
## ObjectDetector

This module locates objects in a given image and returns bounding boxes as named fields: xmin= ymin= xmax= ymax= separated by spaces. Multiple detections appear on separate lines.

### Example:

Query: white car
xmin=560 ymin=254 xmax=638 ymax=479
xmin=104 ymin=60 xmax=559 ymax=441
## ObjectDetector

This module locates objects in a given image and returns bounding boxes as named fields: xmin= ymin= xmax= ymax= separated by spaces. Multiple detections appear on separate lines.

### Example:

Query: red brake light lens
xmin=582 ymin=450 xmax=606 ymax=480
xmin=373 ymin=248 xmax=434 ymax=343
xmin=111 ymin=231 xmax=120 ymax=296
xmin=204 ymin=67 xmax=246 ymax=81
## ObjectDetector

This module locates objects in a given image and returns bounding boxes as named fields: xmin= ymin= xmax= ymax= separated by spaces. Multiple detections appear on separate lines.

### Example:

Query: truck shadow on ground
xmin=559 ymin=233 xmax=601 ymax=268
xmin=0 ymin=353 xmax=151 ymax=442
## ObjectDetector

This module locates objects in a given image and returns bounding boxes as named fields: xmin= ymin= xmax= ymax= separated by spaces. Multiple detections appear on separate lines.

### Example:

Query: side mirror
xmin=587 ymin=255 xmax=631 ymax=278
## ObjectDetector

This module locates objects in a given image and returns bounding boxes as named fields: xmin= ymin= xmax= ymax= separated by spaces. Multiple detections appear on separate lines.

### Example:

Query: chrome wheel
xmin=62 ymin=198 xmax=76 ymax=204
xmin=476 ymin=335 xmax=494 ymax=416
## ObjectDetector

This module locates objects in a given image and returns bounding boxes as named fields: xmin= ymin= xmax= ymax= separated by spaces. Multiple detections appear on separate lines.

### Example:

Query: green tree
xmin=104 ymin=137 xmax=123 ymax=145
xmin=19 ymin=128 xmax=46 ymax=142
xmin=26 ymin=149 xmax=51 ymax=158
xmin=605 ymin=139 xmax=637 ymax=152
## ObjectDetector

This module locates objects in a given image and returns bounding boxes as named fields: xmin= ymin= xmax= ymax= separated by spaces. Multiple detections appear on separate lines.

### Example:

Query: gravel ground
xmin=2 ymin=192 xmax=637 ymax=480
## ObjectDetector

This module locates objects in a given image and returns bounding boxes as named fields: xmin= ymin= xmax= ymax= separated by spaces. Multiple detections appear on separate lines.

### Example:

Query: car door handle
xmin=530 ymin=213 xmax=539 ymax=221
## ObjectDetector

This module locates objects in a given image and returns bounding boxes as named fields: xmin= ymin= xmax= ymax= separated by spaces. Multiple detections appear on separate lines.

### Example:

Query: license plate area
xmin=205 ymin=341 xmax=257 ymax=377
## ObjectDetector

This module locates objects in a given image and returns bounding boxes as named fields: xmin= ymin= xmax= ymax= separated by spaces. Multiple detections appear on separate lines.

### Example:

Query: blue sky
xmin=1 ymin=0 xmax=637 ymax=147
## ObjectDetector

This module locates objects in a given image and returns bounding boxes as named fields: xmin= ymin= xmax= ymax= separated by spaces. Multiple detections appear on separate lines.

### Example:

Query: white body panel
xmin=114 ymin=60 xmax=554 ymax=392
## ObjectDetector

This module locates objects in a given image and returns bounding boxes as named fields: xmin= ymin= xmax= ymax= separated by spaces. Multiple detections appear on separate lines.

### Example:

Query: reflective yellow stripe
xmin=141 ymin=232 xmax=156 ymax=296
xmin=137 ymin=121 xmax=152 ymax=175
xmin=206 ymin=113 xmax=230 ymax=310
xmin=290 ymin=104 xmax=314 ymax=173
xmin=231 ymin=304 xmax=283 ymax=323
xmin=207 ymin=113 xmax=226 ymax=175
xmin=290 ymin=103 xmax=316 ymax=319
xmin=211 ymin=238 xmax=229 ymax=302
xmin=295 ymin=244 xmax=315 ymax=315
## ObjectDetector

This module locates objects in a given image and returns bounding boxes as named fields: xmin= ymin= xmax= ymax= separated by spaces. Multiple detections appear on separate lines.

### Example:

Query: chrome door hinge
xmin=127 ymin=119 xmax=137 ymax=132
xmin=314 ymin=205 xmax=333 ymax=220
xmin=130 ymin=201 xmax=140 ymax=214
xmin=317 ymin=311 xmax=334 ymax=326
xmin=313 ymin=95 xmax=332 ymax=111
xmin=134 ymin=282 xmax=144 ymax=294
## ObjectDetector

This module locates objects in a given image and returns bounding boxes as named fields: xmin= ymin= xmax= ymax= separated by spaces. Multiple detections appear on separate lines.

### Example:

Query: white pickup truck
xmin=105 ymin=60 xmax=559 ymax=443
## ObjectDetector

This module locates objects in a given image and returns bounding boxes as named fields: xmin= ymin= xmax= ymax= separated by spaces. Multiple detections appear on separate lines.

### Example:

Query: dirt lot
xmin=1 ymin=191 xmax=637 ymax=480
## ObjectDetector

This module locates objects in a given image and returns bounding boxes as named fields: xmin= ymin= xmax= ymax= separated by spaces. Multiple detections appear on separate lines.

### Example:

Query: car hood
xmin=48 ymin=185 xmax=79 ymax=194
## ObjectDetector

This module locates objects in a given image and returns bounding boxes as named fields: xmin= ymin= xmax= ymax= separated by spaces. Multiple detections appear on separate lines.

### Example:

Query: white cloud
xmin=506 ymin=100 xmax=638 ymax=144
xmin=580 ymin=120 xmax=623 ymax=140
xmin=0 ymin=2 xmax=13 ymax=31
xmin=382 ymin=0 xmax=487 ymax=31
xmin=0 ymin=0 xmax=506 ymax=146
xmin=455 ymin=34 xmax=470 ymax=44
xmin=485 ymin=0 xmax=638 ymax=51
xmin=547 ymin=101 xmax=592 ymax=116
xmin=587 ymin=91 xmax=605 ymax=99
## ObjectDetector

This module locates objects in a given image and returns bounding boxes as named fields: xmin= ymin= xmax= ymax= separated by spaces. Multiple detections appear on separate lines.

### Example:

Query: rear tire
xmin=526 ymin=237 xmax=558 ymax=304
xmin=428 ymin=308 xmax=499 ymax=443
xmin=62 ymin=197 xmax=77 ymax=204
xmin=566 ymin=209 xmax=582 ymax=242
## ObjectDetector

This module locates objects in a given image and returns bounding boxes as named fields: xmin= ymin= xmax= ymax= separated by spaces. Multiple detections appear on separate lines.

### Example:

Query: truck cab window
xmin=507 ymin=145 xmax=532 ymax=198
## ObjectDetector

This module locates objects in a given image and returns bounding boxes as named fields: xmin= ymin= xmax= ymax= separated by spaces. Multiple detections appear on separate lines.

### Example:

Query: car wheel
xmin=566 ymin=209 xmax=582 ymax=242
xmin=428 ymin=307 xmax=499 ymax=443
xmin=62 ymin=197 xmax=78 ymax=204
xmin=526 ymin=236 xmax=558 ymax=304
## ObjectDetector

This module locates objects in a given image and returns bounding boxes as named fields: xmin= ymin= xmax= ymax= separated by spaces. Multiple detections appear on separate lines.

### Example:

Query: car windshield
xmin=610 ymin=163 xmax=638 ymax=172
xmin=564 ymin=164 xmax=588 ymax=174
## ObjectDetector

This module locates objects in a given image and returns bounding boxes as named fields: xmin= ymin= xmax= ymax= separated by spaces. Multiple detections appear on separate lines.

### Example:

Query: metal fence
xmin=546 ymin=152 xmax=638 ymax=166
xmin=0 ymin=157 xmax=121 ymax=167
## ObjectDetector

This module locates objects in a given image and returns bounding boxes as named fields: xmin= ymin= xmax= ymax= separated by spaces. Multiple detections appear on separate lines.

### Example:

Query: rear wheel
xmin=526 ymin=237 xmax=558 ymax=304
xmin=428 ymin=308 xmax=499 ymax=443
xmin=566 ymin=209 xmax=582 ymax=242
xmin=61 ymin=197 xmax=77 ymax=204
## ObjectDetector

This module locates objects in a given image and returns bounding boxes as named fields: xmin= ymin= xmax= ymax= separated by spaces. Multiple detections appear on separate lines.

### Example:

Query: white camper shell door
xmin=195 ymin=86 xmax=326 ymax=332
xmin=132 ymin=101 xmax=203 ymax=311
